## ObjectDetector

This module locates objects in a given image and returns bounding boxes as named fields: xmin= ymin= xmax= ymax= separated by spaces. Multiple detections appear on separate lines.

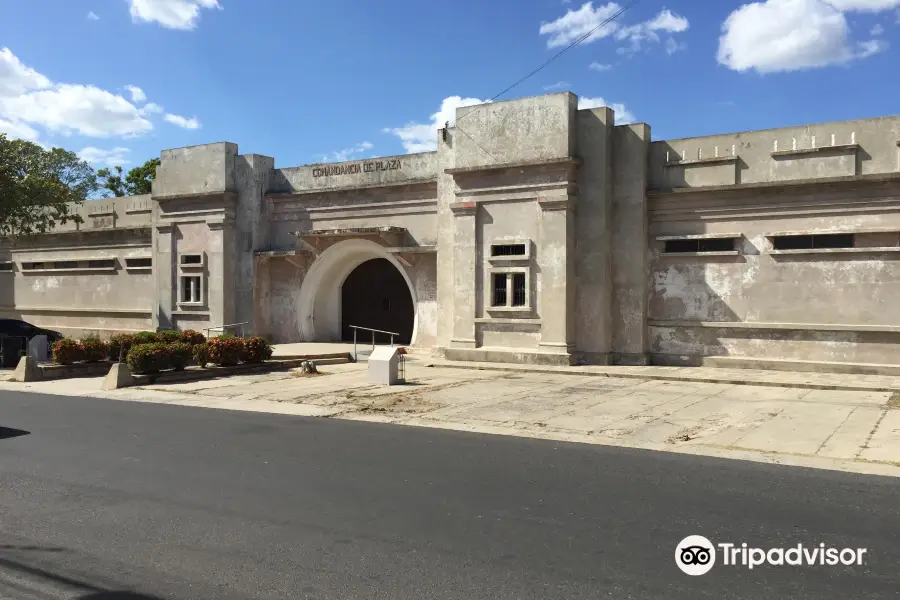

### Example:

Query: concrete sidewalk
xmin=2 ymin=360 xmax=898 ymax=477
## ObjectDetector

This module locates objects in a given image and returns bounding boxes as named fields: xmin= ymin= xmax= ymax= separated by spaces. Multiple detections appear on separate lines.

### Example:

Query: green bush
xmin=132 ymin=331 xmax=158 ymax=345
xmin=241 ymin=336 xmax=273 ymax=363
xmin=51 ymin=338 xmax=85 ymax=365
xmin=192 ymin=342 xmax=210 ymax=367
xmin=168 ymin=342 xmax=192 ymax=371
xmin=155 ymin=329 xmax=181 ymax=344
xmin=208 ymin=335 xmax=244 ymax=367
xmin=126 ymin=342 xmax=171 ymax=374
xmin=81 ymin=336 xmax=109 ymax=362
xmin=180 ymin=329 xmax=206 ymax=346
xmin=108 ymin=333 xmax=136 ymax=361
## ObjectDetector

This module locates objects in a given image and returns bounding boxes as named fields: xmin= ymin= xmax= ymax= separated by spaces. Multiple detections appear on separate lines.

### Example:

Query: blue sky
xmin=0 ymin=0 xmax=898 ymax=170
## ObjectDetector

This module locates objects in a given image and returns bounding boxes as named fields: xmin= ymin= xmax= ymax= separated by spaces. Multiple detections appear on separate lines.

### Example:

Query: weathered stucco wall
xmin=649 ymin=178 xmax=900 ymax=365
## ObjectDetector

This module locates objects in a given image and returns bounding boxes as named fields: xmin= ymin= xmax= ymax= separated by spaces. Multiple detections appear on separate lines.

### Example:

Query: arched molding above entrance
xmin=296 ymin=238 xmax=418 ymax=343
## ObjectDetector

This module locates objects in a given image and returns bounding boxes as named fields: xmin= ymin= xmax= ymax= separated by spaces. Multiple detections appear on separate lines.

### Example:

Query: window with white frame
xmin=177 ymin=252 xmax=205 ymax=306
xmin=180 ymin=275 xmax=202 ymax=304
xmin=486 ymin=239 xmax=532 ymax=311
xmin=489 ymin=268 xmax=530 ymax=310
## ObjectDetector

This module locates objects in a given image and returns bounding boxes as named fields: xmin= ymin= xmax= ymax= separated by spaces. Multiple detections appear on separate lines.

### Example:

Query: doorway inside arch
xmin=341 ymin=258 xmax=414 ymax=344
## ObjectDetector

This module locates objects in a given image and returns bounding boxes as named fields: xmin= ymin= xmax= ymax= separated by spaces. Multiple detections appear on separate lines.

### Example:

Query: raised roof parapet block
xmin=451 ymin=92 xmax=577 ymax=170
xmin=649 ymin=115 xmax=900 ymax=191
xmin=152 ymin=142 xmax=238 ymax=200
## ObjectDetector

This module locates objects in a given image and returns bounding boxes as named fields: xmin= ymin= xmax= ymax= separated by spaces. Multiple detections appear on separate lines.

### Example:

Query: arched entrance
xmin=341 ymin=258 xmax=414 ymax=344
xmin=296 ymin=239 xmax=418 ymax=344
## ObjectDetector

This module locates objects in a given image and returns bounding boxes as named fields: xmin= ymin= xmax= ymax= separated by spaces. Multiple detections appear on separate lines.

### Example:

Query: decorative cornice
xmin=663 ymin=156 xmax=738 ymax=169
xmin=155 ymin=224 xmax=174 ymax=233
xmin=267 ymin=177 xmax=437 ymax=199
xmin=771 ymin=143 xmax=859 ymax=159
xmin=538 ymin=195 xmax=575 ymax=212
xmin=449 ymin=201 xmax=477 ymax=216
xmin=206 ymin=219 xmax=231 ymax=230
xmin=152 ymin=190 xmax=236 ymax=202
xmin=648 ymin=171 xmax=900 ymax=198
xmin=445 ymin=156 xmax=582 ymax=176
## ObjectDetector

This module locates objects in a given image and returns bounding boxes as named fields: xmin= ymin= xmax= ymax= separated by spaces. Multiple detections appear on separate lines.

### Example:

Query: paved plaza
xmin=2 ymin=356 xmax=898 ymax=477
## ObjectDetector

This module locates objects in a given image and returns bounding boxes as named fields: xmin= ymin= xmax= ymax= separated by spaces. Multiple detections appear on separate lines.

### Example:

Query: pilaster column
xmin=153 ymin=224 xmax=174 ymax=330
xmin=538 ymin=195 xmax=576 ymax=354
xmin=450 ymin=201 xmax=477 ymax=348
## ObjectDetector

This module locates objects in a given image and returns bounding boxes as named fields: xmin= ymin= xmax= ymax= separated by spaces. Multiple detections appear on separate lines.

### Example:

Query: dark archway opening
xmin=341 ymin=258 xmax=414 ymax=344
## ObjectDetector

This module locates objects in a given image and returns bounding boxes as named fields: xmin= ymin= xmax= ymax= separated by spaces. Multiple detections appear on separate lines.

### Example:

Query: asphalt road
xmin=1 ymin=391 xmax=898 ymax=600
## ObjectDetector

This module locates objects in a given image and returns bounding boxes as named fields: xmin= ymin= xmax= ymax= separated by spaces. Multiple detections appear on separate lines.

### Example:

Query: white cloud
xmin=665 ymin=38 xmax=687 ymax=54
xmin=588 ymin=61 xmax=612 ymax=70
xmin=129 ymin=0 xmax=221 ymax=30
xmin=578 ymin=96 xmax=635 ymax=123
xmin=87 ymin=11 xmax=100 ymax=20
xmin=321 ymin=141 xmax=374 ymax=162
xmin=870 ymin=23 xmax=885 ymax=34
xmin=385 ymin=96 xmax=488 ymax=153
xmin=539 ymin=2 xmax=621 ymax=48
xmin=0 ymin=48 xmax=51 ymax=97
xmin=78 ymin=146 xmax=131 ymax=167
xmin=718 ymin=0 xmax=851 ymax=72
xmin=163 ymin=113 xmax=201 ymax=129
xmin=616 ymin=8 xmax=690 ymax=55
xmin=645 ymin=8 xmax=690 ymax=32
xmin=825 ymin=0 xmax=900 ymax=10
xmin=125 ymin=85 xmax=146 ymax=103
xmin=0 ymin=118 xmax=40 ymax=142
xmin=857 ymin=38 xmax=889 ymax=56
xmin=718 ymin=0 xmax=892 ymax=73
xmin=543 ymin=81 xmax=570 ymax=90
xmin=0 ymin=47 xmax=196 ymax=142
xmin=139 ymin=102 xmax=163 ymax=115
xmin=2 ymin=84 xmax=154 ymax=137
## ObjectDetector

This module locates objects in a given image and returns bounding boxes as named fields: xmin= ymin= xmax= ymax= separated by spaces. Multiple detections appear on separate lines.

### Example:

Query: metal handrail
xmin=204 ymin=321 xmax=250 ymax=338
xmin=350 ymin=325 xmax=400 ymax=360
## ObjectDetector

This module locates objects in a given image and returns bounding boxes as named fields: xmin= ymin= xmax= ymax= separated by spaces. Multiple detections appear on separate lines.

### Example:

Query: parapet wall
xmin=649 ymin=116 xmax=900 ymax=191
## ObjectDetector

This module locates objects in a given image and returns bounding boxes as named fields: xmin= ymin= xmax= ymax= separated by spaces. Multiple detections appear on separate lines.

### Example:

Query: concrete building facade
xmin=3 ymin=91 xmax=900 ymax=371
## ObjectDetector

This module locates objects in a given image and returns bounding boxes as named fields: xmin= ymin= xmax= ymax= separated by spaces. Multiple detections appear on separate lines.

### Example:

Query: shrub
xmin=242 ymin=336 xmax=273 ymax=363
xmin=168 ymin=342 xmax=193 ymax=371
xmin=180 ymin=329 xmax=206 ymax=346
xmin=192 ymin=342 xmax=210 ymax=367
xmin=108 ymin=333 xmax=136 ymax=361
xmin=208 ymin=335 xmax=244 ymax=367
xmin=81 ymin=336 xmax=109 ymax=362
xmin=126 ymin=342 xmax=171 ymax=374
xmin=132 ymin=331 xmax=158 ymax=345
xmin=155 ymin=329 xmax=181 ymax=344
xmin=51 ymin=338 xmax=85 ymax=365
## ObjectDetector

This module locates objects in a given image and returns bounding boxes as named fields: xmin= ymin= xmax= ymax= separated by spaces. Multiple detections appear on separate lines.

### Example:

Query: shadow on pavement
xmin=0 ymin=426 xmax=29 ymax=440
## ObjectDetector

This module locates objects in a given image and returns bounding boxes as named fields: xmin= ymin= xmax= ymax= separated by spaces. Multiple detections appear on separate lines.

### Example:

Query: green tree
xmin=125 ymin=157 xmax=160 ymax=195
xmin=0 ymin=134 xmax=96 ymax=237
xmin=96 ymin=165 xmax=127 ymax=197
xmin=96 ymin=157 xmax=160 ymax=198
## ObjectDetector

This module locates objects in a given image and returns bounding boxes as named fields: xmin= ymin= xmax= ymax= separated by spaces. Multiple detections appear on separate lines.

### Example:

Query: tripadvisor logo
xmin=675 ymin=535 xmax=867 ymax=576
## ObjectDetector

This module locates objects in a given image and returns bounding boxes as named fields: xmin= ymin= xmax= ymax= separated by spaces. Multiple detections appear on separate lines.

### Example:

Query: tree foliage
xmin=97 ymin=157 xmax=160 ymax=198
xmin=0 ymin=134 xmax=96 ymax=237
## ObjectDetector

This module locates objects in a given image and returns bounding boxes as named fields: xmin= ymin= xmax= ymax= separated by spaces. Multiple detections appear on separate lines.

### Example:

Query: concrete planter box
xmin=12 ymin=358 xmax=115 ymax=382
xmin=110 ymin=354 xmax=352 ymax=389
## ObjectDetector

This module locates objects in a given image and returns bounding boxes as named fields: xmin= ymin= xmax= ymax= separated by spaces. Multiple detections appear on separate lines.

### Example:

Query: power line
xmin=455 ymin=0 xmax=641 ymax=127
